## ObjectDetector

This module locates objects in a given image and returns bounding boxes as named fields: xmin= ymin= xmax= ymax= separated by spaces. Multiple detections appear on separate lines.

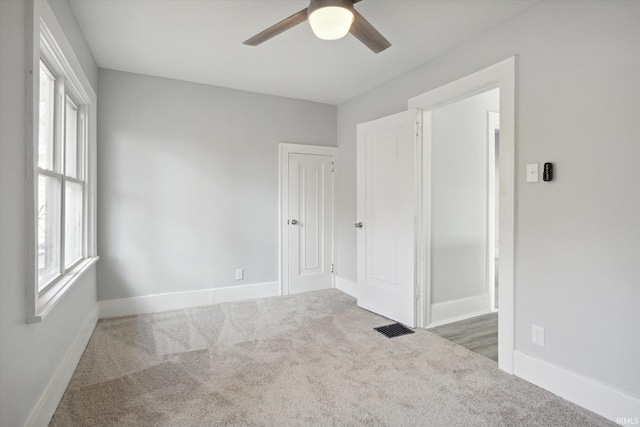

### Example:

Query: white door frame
xmin=279 ymin=143 xmax=338 ymax=296
xmin=408 ymin=57 xmax=516 ymax=373
xmin=487 ymin=111 xmax=500 ymax=313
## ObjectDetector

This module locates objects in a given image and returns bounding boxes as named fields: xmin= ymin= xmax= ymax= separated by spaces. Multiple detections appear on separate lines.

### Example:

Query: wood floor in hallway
xmin=429 ymin=312 xmax=499 ymax=362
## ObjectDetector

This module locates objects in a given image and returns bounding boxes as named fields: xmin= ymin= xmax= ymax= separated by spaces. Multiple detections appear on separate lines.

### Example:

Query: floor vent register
xmin=374 ymin=323 xmax=415 ymax=338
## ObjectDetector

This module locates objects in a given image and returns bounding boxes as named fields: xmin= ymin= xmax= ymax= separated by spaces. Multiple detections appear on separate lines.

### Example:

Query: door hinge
xmin=331 ymin=263 xmax=334 ymax=273
xmin=331 ymin=161 xmax=334 ymax=173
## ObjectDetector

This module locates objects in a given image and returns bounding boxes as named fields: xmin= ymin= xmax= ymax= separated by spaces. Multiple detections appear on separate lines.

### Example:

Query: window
xmin=37 ymin=59 xmax=88 ymax=291
xmin=28 ymin=3 xmax=98 ymax=322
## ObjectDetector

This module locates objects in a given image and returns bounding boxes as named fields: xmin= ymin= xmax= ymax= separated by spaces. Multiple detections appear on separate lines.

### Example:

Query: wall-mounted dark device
xmin=543 ymin=163 xmax=553 ymax=181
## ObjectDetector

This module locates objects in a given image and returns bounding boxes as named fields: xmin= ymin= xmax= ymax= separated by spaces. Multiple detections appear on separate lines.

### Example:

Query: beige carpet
xmin=51 ymin=289 xmax=612 ymax=426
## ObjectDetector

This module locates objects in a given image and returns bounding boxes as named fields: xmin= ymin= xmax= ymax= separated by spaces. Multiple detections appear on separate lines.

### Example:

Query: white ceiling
xmin=69 ymin=0 xmax=537 ymax=105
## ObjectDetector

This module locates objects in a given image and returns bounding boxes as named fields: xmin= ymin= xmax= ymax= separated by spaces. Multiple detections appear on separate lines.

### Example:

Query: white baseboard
xmin=514 ymin=350 xmax=640 ymax=423
xmin=429 ymin=293 xmax=491 ymax=327
xmin=27 ymin=303 xmax=99 ymax=427
xmin=335 ymin=275 xmax=358 ymax=298
xmin=99 ymin=281 xmax=280 ymax=319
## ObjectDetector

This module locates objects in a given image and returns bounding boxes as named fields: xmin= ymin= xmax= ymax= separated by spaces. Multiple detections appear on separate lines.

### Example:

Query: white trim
xmin=487 ymin=111 xmax=500 ymax=311
xmin=335 ymin=275 xmax=358 ymax=298
xmin=428 ymin=294 xmax=491 ymax=328
xmin=416 ymin=111 xmax=431 ymax=328
xmin=28 ymin=257 xmax=99 ymax=323
xmin=99 ymin=281 xmax=280 ymax=319
xmin=279 ymin=143 xmax=338 ymax=296
xmin=514 ymin=351 xmax=640 ymax=423
xmin=408 ymin=56 xmax=516 ymax=374
xmin=413 ymin=109 xmax=427 ymax=328
xmin=26 ymin=303 xmax=99 ymax=427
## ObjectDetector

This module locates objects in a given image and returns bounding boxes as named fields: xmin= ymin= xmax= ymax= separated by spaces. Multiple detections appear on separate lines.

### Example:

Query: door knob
xmin=355 ymin=222 xmax=363 ymax=228
xmin=291 ymin=219 xmax=299 ymax=225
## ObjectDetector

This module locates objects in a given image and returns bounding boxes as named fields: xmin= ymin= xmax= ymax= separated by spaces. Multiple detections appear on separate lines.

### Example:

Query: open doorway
xmin=409 ymin=57 xmax=516 ymax=373
xmin=422 ymin=88 xmax=500 ymax=362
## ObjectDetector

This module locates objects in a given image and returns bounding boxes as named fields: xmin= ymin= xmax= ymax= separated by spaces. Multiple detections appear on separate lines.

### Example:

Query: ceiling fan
xmin=243 ymin=0 xmax=391 ymax=54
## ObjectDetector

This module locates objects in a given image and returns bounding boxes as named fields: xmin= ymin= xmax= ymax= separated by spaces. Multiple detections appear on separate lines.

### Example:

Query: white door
xmin=357 ymin=111 xmax=417 ymax=327
xmin=288 ymin=153 xmax=334 ymax=294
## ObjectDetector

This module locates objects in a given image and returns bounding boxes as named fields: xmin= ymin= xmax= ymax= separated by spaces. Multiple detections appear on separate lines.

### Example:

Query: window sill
xmin=28 ymin=256 xmax=99 ymax=324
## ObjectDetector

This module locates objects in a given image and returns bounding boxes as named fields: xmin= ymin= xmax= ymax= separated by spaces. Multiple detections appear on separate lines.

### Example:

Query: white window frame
xmin=26 ymin=0 xmax=98 ymax=323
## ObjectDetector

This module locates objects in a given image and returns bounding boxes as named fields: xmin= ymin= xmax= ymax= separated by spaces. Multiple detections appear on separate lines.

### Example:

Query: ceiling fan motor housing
xmin=307 ymin=0 xmax=355 ymax=17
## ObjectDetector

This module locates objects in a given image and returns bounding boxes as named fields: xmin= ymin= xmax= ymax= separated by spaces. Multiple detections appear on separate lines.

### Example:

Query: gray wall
xmin=431 ymin=89 xmax=499 ymax=304
xmin=335 ymin=1 xmax=640 ymax=397
xmin=0 ymin=1 xmax=99 ymax=426
xmin=97 ymin=70 xmax=336 ymax=300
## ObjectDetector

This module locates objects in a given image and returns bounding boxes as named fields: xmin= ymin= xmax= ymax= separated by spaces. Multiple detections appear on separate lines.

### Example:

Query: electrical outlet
xmin=532 ymin=325 xmax=545 ymax=347
xmin=235 ymin=268 xmax=243 ymax=281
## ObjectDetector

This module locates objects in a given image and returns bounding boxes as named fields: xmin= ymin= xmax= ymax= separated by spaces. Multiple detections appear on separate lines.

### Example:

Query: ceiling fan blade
xmin=349 ymin=10 xmax=391 ymax=54
xmin=243 ymin=8 xmax=308 ymax=46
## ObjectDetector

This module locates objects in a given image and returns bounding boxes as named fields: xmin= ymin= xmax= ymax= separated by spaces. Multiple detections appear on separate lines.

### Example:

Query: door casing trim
xmin=279 ymin=143 xmax=338 ymax=296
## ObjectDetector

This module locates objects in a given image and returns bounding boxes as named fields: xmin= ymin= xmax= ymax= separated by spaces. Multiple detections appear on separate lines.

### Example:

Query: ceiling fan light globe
xmin=308 ymin=6 xmax=354 ymax=40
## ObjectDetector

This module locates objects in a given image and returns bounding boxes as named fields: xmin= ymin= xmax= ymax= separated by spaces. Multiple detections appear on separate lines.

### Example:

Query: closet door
xmin=288 ymin=153 xmax=334 ymax=294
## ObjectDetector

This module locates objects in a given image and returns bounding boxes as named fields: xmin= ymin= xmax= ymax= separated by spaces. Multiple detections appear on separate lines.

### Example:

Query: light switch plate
xmin=526 ymin=163 xmax=539 ymax=183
